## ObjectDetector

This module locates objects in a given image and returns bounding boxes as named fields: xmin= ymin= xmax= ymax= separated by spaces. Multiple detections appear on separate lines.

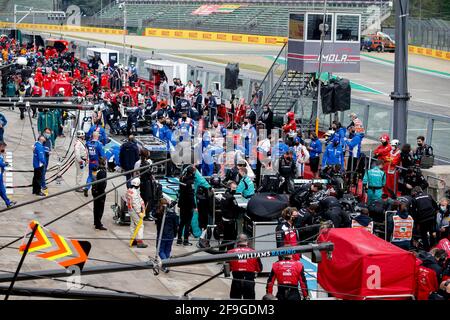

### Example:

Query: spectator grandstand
xmin=94 ymin=0 xmax=392 ymax=36
xmin=0 ymin=1 xmax=392 ymax=36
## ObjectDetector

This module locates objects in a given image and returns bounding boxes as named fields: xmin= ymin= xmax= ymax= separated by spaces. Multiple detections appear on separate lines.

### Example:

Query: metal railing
xmin=408 ymin=18 xmax=450 ymax=52
xmin=253 ymin=42 xmax=287 ymax=114
xmin=346 ymin=98 xmax=450 ymax=164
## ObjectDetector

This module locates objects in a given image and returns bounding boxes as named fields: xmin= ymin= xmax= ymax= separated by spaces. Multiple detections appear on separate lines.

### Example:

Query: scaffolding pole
xmin=0 ymin=243 xmax=334 ymax=284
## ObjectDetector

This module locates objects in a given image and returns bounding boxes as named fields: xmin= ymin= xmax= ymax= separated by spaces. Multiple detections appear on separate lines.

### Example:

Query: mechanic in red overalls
xmin=227 ymin=234 xmax=262 ymax=300
xmin=266 ymin=255 xmax=309 ymax=300
xmin=384 ymin=139 xmax=401 ymax=196
xmin=282 ymin=111 xmax=296 ymax=134
xmin=374 ymin=134 xmax=392 ymax=164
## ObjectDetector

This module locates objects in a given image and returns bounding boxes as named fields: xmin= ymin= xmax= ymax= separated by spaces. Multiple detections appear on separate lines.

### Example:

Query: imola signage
xmin=288 ymin=42 xmax=361 ymax=73
xmin=287 ymin=12 xmax=361 ymax=73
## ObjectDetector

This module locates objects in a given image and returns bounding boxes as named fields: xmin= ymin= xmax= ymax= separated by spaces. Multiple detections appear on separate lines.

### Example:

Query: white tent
xmin=143 ymin=59 xmax=188 ymax=86
xmin=86 ymin=48 xmax=120 ymax=67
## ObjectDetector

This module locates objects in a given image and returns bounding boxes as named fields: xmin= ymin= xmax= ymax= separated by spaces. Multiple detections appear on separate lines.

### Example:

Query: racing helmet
xmin=287 ymin=111 xmax=295 ymax=120
xmin=379 ymin=134 xmax=390 ymax=143
xmin=131 ymin=178 xmax=141 ymax=187
xmin=310 ymin=189 xmax=328 ymax=205
xmin=324 ymin=129 xmax=335 ymax=137
xmin=397 ymin=196 xmax=410 ymax=205
xmin=390 ymin=139 xmax=400 ymax=147
xmin=76 ymin=130 xmax=85 ymax=138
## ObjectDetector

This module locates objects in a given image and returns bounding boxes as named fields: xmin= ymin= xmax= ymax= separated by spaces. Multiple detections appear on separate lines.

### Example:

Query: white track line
xmin=5 ymin=152 xmax=13 ymax=195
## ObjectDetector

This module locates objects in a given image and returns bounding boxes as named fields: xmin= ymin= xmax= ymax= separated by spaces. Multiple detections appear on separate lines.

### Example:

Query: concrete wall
xmin=422 ymin=166 xmax=450 ymax=200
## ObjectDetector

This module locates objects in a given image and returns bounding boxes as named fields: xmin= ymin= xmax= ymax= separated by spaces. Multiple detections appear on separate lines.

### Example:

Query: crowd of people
xmin=0 ymin=33 xmax=449 ymax=301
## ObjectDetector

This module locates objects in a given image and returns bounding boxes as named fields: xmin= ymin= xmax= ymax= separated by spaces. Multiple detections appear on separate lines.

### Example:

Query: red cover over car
xmin=50 ymin=80 xmax=72 ymax=97
xmin=317 ymin=228 xmax=416 ymax=300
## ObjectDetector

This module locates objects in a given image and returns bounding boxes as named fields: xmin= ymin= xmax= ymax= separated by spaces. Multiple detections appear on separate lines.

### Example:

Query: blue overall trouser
xmin=84 ymin=162 xmax=98 ymax=191
xmin=41 ymin=156 xmax=49 ymax=189
xmin=0 ymin=178 xmax=11 ymax=206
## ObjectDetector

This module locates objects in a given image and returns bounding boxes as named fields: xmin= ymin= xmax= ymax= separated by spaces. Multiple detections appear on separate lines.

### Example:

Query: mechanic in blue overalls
xmin=176 ymin=110 xmax=196 ymax=143
xmin=322 ymin=136 xmax=345 ymax=170
xmin=0 ymin=142 xmax=15 ymax=207
xmin=86 ymin=117 xmax=108 ymax=145
xmin=201 ymin=136 xmax=224 ymax=177
xmin=152 ymin=116 xmax=174 ymax=152
xmin=83 ymin=131 xmax=105 ymax=197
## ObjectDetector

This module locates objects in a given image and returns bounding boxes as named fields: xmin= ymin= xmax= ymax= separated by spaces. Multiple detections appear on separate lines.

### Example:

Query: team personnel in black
xmin=278 ymin=150 xmax=297 ymax=194
xmin=91 ymin=158 xmax=107 ymax=230
xmin=177 ymin=166 xmax=196 ymax=246
xmin=411 ymin=186 xmax=439 ymax=250
xmin=295 ymin=204 xmax=319 ymax=241
xmin=227 ymin=234 xmax=262 ymax=299
xmin=266 ymin=255 xmax=309 ymax=300
xmin=221 ymin=181 xmax=241 ymax=251
xmin=319 ymin=195 xmax=351 ymax=228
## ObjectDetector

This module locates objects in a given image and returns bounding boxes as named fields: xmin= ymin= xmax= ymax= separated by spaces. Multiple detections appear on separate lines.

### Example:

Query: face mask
xmin=182 ymin=116 xmax=187 ymax=121
xmin=230 ymin=190 xmax=236 ymax=195
xmin=417 ymin=143 xmax=423 ymax=147
xmin=44 ymin=133 xmax=51 ymax=138
xmin=441 ymin=206 xmax=447 ymax=211
xmin=244 ymin=122 xmax=248 ymax=125
xmin=382 ymin=141 xmax=388 ymax=146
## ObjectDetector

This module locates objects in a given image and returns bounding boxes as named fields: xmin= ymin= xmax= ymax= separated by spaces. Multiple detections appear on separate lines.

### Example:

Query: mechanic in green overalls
xmin=5 ymin=79 xmax=16 ymax=97
xmin=236 ymin=166 xmax=255 ymax=199
xmin=363 ymin=160 xmax=386 ymax=205
xmin=37 ymin=109 xmax=56 ymax=147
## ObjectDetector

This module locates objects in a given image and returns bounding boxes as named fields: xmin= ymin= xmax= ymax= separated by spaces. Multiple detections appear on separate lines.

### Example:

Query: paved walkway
xmin=0 ymin=108 xmax=234 ymax=300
